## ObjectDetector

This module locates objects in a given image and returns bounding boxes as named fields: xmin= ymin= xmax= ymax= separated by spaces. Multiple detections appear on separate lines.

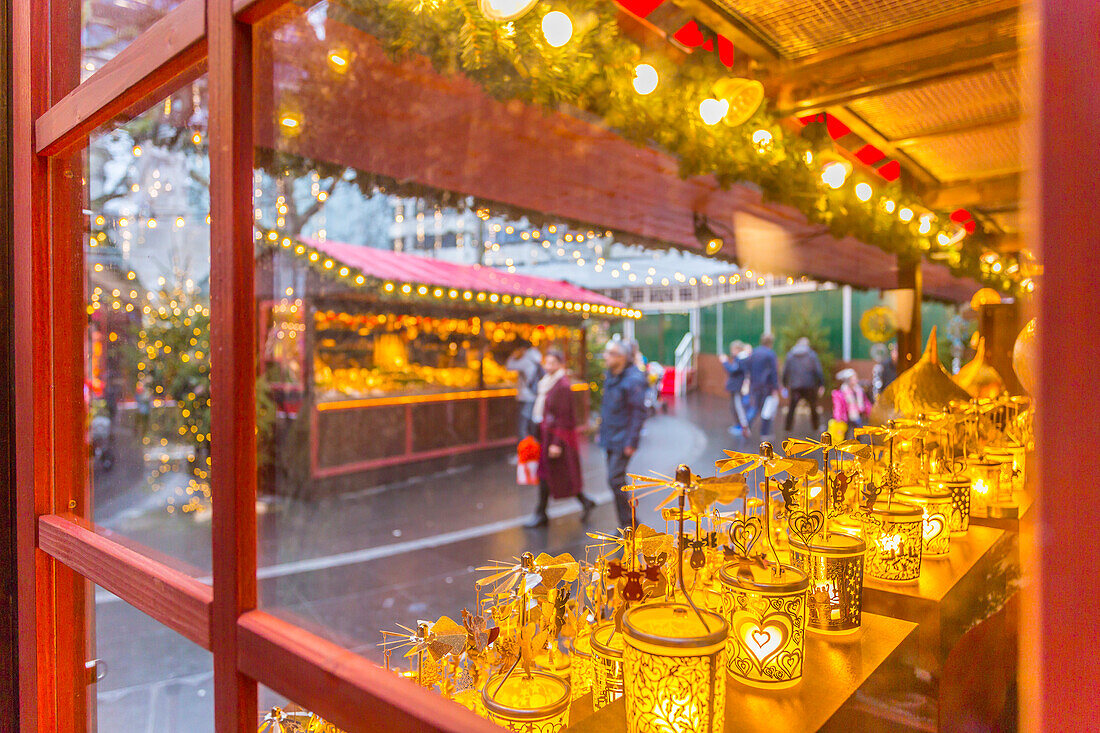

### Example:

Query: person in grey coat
xmin=599 ymin=340 xmax=648 ymax=527
xmin=506 ymin=341 xmax=542 ymax=438
xmin=782 ymin=337 xmax=825 ymax=433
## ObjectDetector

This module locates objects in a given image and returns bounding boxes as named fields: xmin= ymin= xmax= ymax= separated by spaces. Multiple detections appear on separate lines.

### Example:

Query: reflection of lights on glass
xmin=542 ymin=11 xmax=573 ymax=47
xmin=632 ymin=64 xmax=658 ymax=95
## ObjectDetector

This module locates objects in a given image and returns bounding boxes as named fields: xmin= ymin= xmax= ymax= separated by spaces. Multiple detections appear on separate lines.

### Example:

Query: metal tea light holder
xmin=894 ymin=484 xmax=953 ymax=558
xmin=622 ymin=603 xmax=728 ymax=733
xmin=482 ymin=670 xmax=572 ymax=732
xmin=715 ymin=444 xmax=810 ymax=689
xmin=860 ymin=502 xmax=924 ymax=583
xmin=617 ymin=465 xmax=731 ymax=733
xmin=590 ymin=619 xmax=626 ymax=711
xmin=788 ymin=530 xmax=865 ymax=635
xmin=569 ymin=633 xmax=593 ymax=701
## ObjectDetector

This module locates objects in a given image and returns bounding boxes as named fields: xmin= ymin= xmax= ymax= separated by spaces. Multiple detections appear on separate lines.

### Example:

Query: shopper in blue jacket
xmin=599 ymin=340 xmax=648 ymax=527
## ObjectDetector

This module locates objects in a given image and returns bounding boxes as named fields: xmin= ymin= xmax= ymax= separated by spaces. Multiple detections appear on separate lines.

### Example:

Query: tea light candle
xmin=590 ymin=620 xmax=626 ymax=710
xmin=967 ymin=457 xmax=1003 ymax=517
xmin=482 ymin=670 xmax=571 ymax=732
xmin=894 ymin=486 xmax=952 ymax=557
xmin=860 ymin=503 xmax=923 ymax=583
xmin=788 ymin=531 xmax=866 ymax=635
xmin=622 ymin=602 xmax=728 ymax=733
xmin=718 ymin=562 xmax=809 ymax=688
xmin=929 ymin=474 xmax=971 ymax=535
xmin=570 ymin=633 xmax=593 ymax=701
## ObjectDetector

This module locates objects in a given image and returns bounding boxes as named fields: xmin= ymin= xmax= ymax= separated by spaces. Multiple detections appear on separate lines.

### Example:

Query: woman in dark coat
xmin=523 ymin=349 xmax=595 ymax=528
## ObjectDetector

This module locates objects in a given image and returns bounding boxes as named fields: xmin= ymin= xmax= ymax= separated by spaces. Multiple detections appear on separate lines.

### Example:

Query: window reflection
xmin=85 ymin=79 xmax=212 ymax=569
xmin=81 ymin=0 xmax=183 ymax=78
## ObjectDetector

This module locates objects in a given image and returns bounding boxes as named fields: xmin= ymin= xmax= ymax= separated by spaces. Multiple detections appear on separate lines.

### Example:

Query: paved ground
xmin=93 ymin=391 xmax=828 ymax=730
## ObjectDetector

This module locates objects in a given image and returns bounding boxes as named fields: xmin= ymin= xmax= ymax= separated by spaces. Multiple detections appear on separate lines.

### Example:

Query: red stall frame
xmin=10 ymin=0 xmax=1100 ymax=731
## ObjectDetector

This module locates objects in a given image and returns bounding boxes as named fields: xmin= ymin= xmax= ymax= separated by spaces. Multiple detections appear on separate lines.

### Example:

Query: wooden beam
xmin=37 ymin=514 xmax=214 ymax=650
xmin=207 ymin=0 xmax=259 ymax=729
xmin=924 ymin=172 xmax=1021 ymax=211
xmin=669 ymin=0 xmax=779 ymax=61
xmin=34 ymin=0 xmax=205 ymax=156
xmin=769 ymin=8 xmax=1019 ymax=114
xmin=823 ymin=107 xmax=941 ymax=189
xmin=891 ymin=114 xmax=1020 ymax=147
xmin=238 ymin=611 xmax=501 ymax=733
xmin=233 ymin=0 xmax=292 ymax=24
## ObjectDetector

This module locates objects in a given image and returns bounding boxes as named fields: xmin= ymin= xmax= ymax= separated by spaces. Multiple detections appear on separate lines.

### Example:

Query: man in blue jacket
xmin=599 ymin=340 xmax=648 ymax=527
xmin=745 ymin=332 xmax=780 ymax=438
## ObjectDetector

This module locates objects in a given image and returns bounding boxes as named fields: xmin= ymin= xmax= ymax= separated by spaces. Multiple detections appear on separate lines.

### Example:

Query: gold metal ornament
xmin=871 ymin=327 xmax=971 ymax=423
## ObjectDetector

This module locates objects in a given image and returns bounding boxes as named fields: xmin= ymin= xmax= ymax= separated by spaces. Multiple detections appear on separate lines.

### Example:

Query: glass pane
xmin=93 ymin=584 xmax=213 ymax=732
xmin=85 ymin=77 xmax=211 ymax=573
xmin=82 ymin=0 xmax=184 ymax=79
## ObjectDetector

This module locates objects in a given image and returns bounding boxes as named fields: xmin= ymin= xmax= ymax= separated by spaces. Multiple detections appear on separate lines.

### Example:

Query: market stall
xmin=257 ymin=234 xmax=636 ymax=489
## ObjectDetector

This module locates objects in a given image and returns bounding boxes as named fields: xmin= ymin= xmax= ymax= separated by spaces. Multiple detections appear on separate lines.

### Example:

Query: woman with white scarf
xmin=523 ymin=349 xmax=595 ymax=528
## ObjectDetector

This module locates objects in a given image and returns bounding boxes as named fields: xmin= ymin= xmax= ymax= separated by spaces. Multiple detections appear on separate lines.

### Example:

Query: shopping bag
xmin=517 ymin=436 xmax=541 ymax=485
xmin=761 ymin=394 xmax=779 ymax=421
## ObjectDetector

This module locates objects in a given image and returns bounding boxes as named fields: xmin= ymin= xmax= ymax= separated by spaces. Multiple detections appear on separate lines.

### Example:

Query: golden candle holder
xmin=929 ymin=473 xmax=971 ymax=535
xmin=718 ymin=562 xmax=808 ymax=689
xmin=894 ymin=485 xmax=952 ymax=557
xmin=831 ymin=512 xmax=864 ymax=539
xmin=789 ymin=531 xmax=866 ymax=635
xmin=482 ymin=670 xmax=571 ymax=733
xmin=590 ymin=620 xmax=626 ymax=711
xmin=569 ymin=633 xmax=593 ymax=701
xmin=622 ymin=602 xmax=728 ymax=733
xmin=860 ymin=503 xmax=923 ymax=583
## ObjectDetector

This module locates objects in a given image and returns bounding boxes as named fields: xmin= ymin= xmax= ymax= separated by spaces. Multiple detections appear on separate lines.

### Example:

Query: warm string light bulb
xmin=699 ymin=98 xmax=728 ymax=125
xmin=820 ymin=161 xmax=849 ymax=189
xmin=542 ymin=11 xmax=572 ymax=47
xmin=854 ymin=183 xmax=873 ymax=201
xmin=632 ymin=64 xmax=658 ymax=95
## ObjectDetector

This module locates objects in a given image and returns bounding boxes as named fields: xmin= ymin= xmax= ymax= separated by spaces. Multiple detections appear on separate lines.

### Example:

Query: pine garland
xmin=324 ymin=0 xmax=1017 ymax=292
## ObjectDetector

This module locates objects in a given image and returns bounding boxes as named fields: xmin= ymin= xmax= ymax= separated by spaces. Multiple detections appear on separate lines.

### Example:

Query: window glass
xmin=93 ymin=584 xmax=213 ymax=732
xmin=84 ymin=78 xmax=212 ymax=573
xmin=82 ymin=1 xmax=185 ymax=79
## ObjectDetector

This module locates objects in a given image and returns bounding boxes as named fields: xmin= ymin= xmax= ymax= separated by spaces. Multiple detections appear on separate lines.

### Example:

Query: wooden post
xmin=208 ymin=1 xmax=259 ymax=730
xmin=896 ymin=254 xmax=923 ymax=372
xmin=1023 ymin=0 xmax=1100 ymax=729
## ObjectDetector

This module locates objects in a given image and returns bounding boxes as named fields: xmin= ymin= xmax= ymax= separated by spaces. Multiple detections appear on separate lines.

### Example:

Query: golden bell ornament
xmin=1013 ymin=318 xmax=1038 ymax=395
xmin=712 ymin=78 xmax=764 ymax=127
xmin=954 ymin=337 xmax=1006 ymax=398
xmin=872 ymin=327 xmax=970 ymax=423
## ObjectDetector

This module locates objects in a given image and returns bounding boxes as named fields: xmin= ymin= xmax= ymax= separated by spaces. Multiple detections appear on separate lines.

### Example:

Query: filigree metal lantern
xmin=967 ymin=458 xmax=1003 ymax=516
xmin=622 ymin=602 xmax=728 ymax=733
xmin=894 ymin=485 xmax=952 ymax=557
xmin=986 ymin=447 xmax=1025 ymax=494
xmin=570 ymin=633 xmax=593 ymax=701
xmin=930 ymin=474 xmax=971 ymax=535
xmin=482 ymin=670 xmax=571 ymax=733
xmin=591 ymin=620 xmax=626 ymax=710
xmin=719 ymin=562 xmax=808 ymax=688
xmin=860 ymin=503 xmax=924 ymax=583
xmin=789 ymin=531 xmax=866 ymax=635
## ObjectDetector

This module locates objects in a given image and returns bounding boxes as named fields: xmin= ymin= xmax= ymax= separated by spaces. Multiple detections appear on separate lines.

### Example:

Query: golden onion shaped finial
xmin=954 ymin=337 xmax=1006 ymax=398
xmin=871 ymin=326 xmax=971 ymax=423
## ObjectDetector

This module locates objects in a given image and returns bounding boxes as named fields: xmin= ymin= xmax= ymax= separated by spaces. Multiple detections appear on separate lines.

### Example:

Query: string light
xmin=854 ymin=183 xmax=873 ymax=202
xmin=542 ymin=11 xmax=573 ymax=47
xmin=699 ymin=98 xmax=728 ymax=126
xmin=633 ymin=64 xmax=659 ymax=95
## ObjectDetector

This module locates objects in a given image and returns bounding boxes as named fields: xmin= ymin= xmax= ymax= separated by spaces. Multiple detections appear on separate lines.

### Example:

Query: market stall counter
xmin=257 ymin=233 xmax=635 ymax=491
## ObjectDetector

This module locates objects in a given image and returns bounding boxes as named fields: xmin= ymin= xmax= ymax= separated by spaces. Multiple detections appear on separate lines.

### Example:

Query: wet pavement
xmin=93 ymin=391 xmax=830 ymax=731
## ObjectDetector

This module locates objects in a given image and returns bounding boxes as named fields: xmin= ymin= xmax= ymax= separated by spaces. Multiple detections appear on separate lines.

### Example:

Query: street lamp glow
xmin=632 ymin=64 xmax=659 ymax=95
xmin=542 ymin=11 xmax=573 ymax=47
xmin=855 ymin=182 xmax=873 ymax=201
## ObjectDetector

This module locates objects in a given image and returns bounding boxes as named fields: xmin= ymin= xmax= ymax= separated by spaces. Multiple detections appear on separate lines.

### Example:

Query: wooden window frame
xmin=12 ymin=1 xmax=498 ymax=730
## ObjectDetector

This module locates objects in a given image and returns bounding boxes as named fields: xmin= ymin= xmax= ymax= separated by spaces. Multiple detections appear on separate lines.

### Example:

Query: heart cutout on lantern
xmin=776 ymin=649 xmax=802 ymax=678
xmin=727 ymin=516 xmax=763 ymax=557
xmin=732 ymin=611 xmax=793 ymax=671
xmin=923 ymin=513 xmax=947 ymax=542
xmin=787 ymin=509 xmax=824 ymax=547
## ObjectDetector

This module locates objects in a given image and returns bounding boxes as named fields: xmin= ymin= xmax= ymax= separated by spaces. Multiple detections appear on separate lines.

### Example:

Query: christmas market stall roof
xmin=268 ymin=233 xmax=639 ymax=318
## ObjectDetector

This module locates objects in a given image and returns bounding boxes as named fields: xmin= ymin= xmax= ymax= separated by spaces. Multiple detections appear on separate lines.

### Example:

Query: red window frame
xmin=12 ymin=1 xmax=499 ymax=729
